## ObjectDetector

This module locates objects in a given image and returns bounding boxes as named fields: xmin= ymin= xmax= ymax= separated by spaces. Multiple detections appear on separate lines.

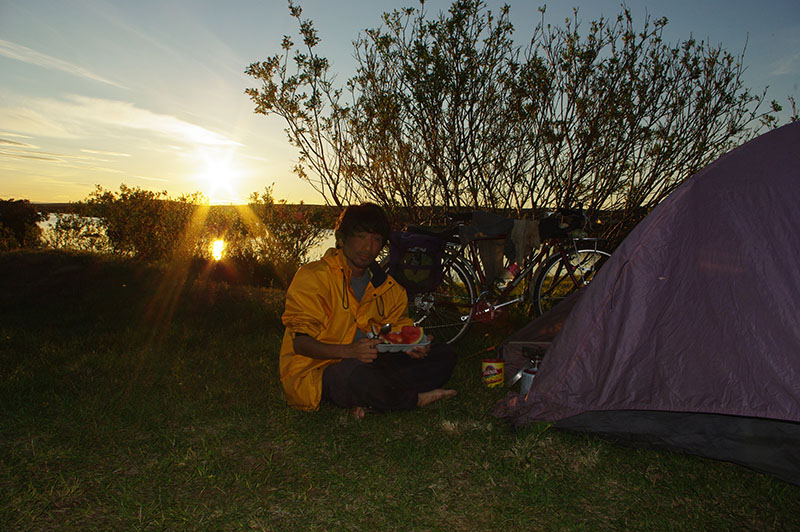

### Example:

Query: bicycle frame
xmin=449 ymin=234 xmax=606 ymax=323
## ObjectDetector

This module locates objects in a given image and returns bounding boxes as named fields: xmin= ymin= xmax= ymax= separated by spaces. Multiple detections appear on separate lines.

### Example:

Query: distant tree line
xmin=246 ymin=0 xmax=797 ymax=243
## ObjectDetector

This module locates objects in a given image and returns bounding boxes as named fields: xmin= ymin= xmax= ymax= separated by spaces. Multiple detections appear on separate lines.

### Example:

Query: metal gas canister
xmin=519 ymin=366 xmax=538 ymax=395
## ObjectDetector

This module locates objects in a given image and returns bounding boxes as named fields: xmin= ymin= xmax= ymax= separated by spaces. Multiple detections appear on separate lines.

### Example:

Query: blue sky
xmin=1 ymin=0 xmax=798 ymax=205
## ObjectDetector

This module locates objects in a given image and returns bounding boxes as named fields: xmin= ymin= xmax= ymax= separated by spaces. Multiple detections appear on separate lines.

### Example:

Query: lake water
xmin=308 ymin=230 xmax=336 ymax=261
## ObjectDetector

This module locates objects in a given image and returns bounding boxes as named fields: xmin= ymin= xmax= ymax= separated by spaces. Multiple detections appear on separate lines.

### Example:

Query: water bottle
xmin=494 ymin=263 xmax=520 ymax=291
xmin=507 ymin=263 xmax=520 ymax=278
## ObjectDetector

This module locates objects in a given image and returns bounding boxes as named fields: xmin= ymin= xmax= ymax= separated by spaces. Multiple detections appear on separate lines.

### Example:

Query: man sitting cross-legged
xmin=279 ymin=203 xmax=458 ymax=418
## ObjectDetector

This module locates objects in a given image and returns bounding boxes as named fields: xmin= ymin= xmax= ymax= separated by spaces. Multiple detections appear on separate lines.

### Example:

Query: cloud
xmin=0 ymin=131 xmax=33 ymax=139
xmin=0 ymin=39 xmax=126 ymax=89
xmin=0 ymin=149 xmax=62 ymax=162
xmin=68 ymin=96 xmax=243 ymax=147
xmin=0 ymin=138 xmax=39 ymax=149
xmin=242 ymin=153 xmax=271 ymax=163
xmin=80 ymin=149 xmax=131 ymax=157
xmin=133 ymin=174 xmax=170 ymax=183
xmin=770 ymin=51 xmax=800 ymax=77
xmin=0 ymin=94 xmax=243 ymax=147
xmin=0 ymin=105 xmax=85 ymax=139
xmin=0 ymin=145 xmax=124 ymax=168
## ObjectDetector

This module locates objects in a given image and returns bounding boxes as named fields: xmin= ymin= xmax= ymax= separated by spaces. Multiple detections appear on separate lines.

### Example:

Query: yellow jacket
xmin=279 ymin=248 xmax=413 ymax=411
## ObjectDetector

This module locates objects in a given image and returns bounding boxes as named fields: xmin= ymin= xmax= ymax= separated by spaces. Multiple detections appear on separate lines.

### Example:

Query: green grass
xmin=1 ymin=250 xmax=798 ymax=531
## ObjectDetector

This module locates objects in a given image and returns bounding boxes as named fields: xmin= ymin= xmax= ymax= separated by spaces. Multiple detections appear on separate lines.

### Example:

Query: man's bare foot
xmin=350 ymin=406 xmax=366 ymax=420
xmin=417 ymin=388 xmax=457 ymax=408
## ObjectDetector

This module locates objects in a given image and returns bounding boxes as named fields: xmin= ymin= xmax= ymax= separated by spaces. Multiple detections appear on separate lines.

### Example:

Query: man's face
xmin=340 ymin=230 xmax=383 ymax=273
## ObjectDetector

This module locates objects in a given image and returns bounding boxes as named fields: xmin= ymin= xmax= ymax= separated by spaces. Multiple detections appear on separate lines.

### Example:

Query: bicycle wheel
xmin=533 ymin=245 xmax=611 ymax=315
xmin=404 ymin=255 xmax=477 ymax=344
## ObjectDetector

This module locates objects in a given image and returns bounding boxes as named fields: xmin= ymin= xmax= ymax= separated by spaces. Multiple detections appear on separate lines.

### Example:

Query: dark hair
xmin=334 ymin=203 xmax=390 ymax=248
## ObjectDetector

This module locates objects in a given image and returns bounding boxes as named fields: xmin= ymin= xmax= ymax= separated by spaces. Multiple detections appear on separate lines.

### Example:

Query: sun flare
xmin=211 ymin=239 xmax=225 ymax=261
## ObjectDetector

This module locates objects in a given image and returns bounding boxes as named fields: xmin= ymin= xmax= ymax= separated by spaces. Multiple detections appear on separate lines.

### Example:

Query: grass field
xmin=1 ymin=250 xmax=798 ymax=531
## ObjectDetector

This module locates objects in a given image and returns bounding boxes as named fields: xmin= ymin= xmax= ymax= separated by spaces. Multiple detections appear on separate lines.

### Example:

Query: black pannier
xmin=387 ymin=231 xmax=445 ymax=294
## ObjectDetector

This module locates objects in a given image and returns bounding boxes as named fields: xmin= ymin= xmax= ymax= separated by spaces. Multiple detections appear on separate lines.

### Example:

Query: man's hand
xmin=350 ymin=337 xmax=380 ymax=363
xmin=406 ymin=334 xmax=433 ymax=359
xmin=294 ymin=334 xmax=378 ymax=362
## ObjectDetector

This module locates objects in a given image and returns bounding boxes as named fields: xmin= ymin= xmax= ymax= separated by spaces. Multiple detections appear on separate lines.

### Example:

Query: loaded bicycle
xmin=385 ymin=208 xmax=611 ymax=344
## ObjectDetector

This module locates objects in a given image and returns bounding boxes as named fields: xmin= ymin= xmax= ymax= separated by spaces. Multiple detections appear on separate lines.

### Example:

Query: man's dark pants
xmin=321 ymin=343 xmax=457 ymax=411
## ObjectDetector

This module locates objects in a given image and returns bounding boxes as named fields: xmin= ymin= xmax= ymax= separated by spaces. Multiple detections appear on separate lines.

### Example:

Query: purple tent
xmin=495 ymin=122 xmax=800 ymax=485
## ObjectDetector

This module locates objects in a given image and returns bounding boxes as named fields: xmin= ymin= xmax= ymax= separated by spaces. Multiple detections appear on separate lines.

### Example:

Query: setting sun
xmin=193 ymin=149 xmax=245 ymax=205
xmin=211 ymin=239 xmax=225 ymax=261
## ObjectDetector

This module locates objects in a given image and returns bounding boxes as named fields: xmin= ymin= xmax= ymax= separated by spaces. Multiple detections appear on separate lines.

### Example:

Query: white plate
xmin=376 ymin=340 xmax=431 ymax=353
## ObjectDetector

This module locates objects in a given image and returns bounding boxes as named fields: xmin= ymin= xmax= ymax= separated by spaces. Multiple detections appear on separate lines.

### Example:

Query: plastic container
xmin=481 ymin=358 xmax=505 ymax=387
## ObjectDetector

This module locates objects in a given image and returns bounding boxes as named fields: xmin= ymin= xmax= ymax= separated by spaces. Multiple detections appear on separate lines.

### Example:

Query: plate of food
xmin=374 ymin=325 xmax=429 ymax=352
xmin=377 ymin=339 xmax=431 ymax=352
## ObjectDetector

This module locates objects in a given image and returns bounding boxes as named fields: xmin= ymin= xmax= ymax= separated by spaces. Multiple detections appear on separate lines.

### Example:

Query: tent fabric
xmin=498 ymin=288 xmax=583 ymax=384
xmin=556 ymin=411 xmax=800 ymax=486
xmin=493 ymin=122 xmax=800 ymax=484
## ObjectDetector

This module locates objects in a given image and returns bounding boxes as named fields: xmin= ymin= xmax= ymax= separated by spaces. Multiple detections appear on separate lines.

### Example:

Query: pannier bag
xmin=388 ymin=231 xmax=446 ymax=294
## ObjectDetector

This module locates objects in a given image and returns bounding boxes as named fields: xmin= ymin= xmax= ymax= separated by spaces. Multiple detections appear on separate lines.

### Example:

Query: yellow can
xmin=481 ymin=358 xmax=505 ymax=387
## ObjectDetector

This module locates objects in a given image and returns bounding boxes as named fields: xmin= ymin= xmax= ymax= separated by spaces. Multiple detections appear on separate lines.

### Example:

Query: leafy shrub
xmin=247 ymin=186 xmax=332 ymax=286
xmin=85 ymin=185 xmax=203 ymax=262
xmin=0 ymin=198 xmax=44 ymax=251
